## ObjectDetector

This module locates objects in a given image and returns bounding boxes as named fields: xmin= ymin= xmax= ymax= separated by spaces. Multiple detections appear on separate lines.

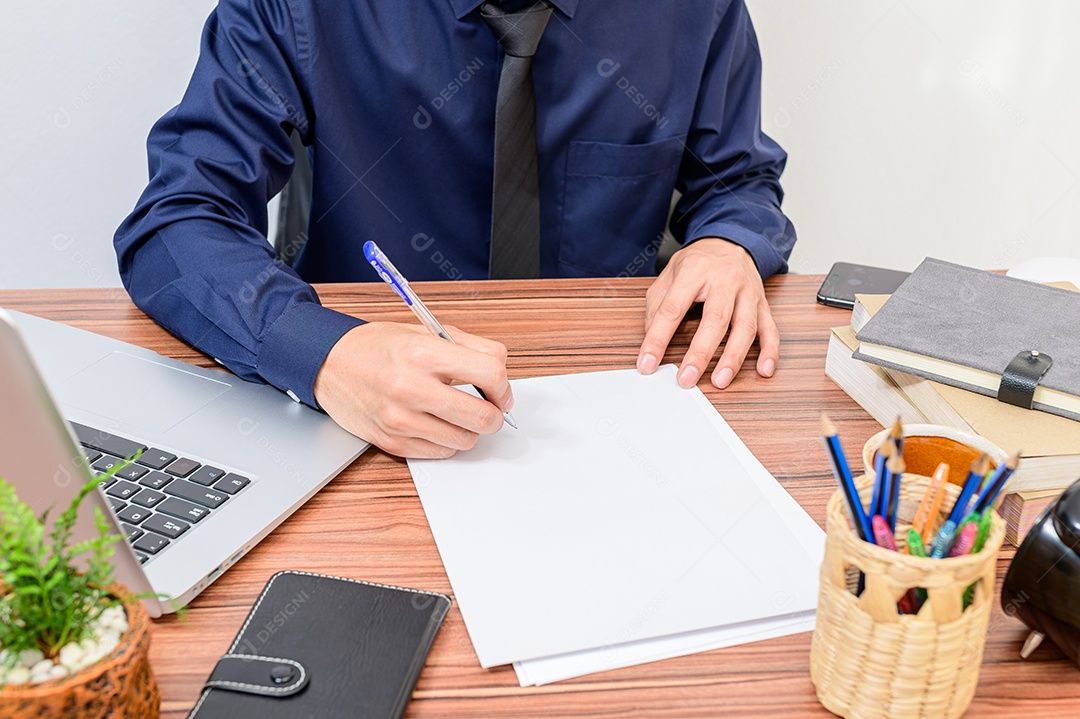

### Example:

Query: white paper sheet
xmin=512 ymin=387 xmax=825 ymax=684
xmin=514 ymin=611 xmax=816 ymax=686
xmin=408 ymin=365 xmax=824 ymax=669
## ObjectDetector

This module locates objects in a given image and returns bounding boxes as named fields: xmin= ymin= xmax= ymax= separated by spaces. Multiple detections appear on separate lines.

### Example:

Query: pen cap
xmin=1001 ymin=477 xmax=1080 ymax=665
xmin=862 ymin=423 xmax=1007 ymax=488
xmin=811 ymin=473 xmax=1005 ymax=719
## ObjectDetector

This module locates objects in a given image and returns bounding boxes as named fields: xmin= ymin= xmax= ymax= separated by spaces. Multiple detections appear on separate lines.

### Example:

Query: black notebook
xmin=188 ymin=571 xmax=451 ymax=719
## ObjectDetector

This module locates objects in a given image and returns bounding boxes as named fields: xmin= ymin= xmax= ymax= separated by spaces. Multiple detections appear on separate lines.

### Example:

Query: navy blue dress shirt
xmin=115 ymin=0 xmax=795 ymax=409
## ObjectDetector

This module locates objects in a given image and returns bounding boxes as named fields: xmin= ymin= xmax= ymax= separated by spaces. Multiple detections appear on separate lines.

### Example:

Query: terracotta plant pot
xmin=0 ymin=584 xmax=159 ymax=719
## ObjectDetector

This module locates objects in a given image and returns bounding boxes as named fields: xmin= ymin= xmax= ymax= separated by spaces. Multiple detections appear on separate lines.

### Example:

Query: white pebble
xmin=5 ymin=666 xmax=30 ymax=685
xmin=58 ymin=642 xmax=83 ymax=668
xmin=30 ymin=659 xmax=53 ymax=675
xmin=20 ymin=648 xmax=45 ymax=667
xmin=82 ymin=648 xmax=106 ymax=666
xmin=49 ymin=664 xmax=69 ymax=679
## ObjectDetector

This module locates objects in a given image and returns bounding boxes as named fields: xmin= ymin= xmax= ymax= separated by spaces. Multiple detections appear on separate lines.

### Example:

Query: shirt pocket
xmin=558 ymin=136 xmax=684 ymax=277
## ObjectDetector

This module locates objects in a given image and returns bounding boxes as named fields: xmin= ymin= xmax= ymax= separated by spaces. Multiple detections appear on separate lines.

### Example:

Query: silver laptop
xmin=0 ymin=308 xmax=369 ymax=616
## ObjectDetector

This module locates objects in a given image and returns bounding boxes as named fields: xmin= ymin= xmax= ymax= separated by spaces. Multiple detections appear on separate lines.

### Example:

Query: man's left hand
xmin=636 ymin=237 xmax=778 ymax=389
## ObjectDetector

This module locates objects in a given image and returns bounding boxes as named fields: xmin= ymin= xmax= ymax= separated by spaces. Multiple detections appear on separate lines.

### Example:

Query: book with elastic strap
xmin=188 ymin=571 xmax=450 ymax=719
xmin=843 ymin=291 xmax=1080 ymax=494
xmin=854 ymin=257 xmax=1080 ymax=422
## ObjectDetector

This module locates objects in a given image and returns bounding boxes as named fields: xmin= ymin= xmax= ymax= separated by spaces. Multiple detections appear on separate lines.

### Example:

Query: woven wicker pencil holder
xmin=810 ymin=474 xmax=1005 ymax=719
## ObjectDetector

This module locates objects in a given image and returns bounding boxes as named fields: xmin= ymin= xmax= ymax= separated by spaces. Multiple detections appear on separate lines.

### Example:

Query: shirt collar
xmin=446 ymin=0 xmax=578 ymax=20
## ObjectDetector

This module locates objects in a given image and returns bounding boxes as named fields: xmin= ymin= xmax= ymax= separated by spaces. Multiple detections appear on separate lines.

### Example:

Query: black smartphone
xmin=816 ymin=262 xmax=911 ymax=309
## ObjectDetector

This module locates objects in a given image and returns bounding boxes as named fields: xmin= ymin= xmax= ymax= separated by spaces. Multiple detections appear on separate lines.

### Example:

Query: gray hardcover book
xmin=853 ymin=257 xmax=1080 ymax=422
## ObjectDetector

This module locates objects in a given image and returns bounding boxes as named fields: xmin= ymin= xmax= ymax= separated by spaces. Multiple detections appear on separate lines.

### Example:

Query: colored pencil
xmin=945 ymin=454 xmax=990 ymax=527
xmin=889 ymin=416 xmax=905 ymax=456
xmin=820 ymin=413 xmax=874 ymax=543
xmin=972 ymin=451 xmax=1021 ymax=514
xmin=886 ymin=453 xmax=905 ymax=532
xmin=870 ymin=439 xmax=894 ymax=519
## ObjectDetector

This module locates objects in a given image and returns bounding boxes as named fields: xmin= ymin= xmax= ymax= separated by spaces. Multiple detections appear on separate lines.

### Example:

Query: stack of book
xmin=825 ymin=258 xmax=1080 ymax=545
xmin=1000 ymin=489 xmax=1059 ymax=546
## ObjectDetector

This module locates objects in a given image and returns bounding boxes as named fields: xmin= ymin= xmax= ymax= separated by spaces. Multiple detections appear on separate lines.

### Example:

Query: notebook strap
xmin=998 ymin=350 xmax=1053 ymax=409
xmin=203 ymin=653 xmax=309 ymax=697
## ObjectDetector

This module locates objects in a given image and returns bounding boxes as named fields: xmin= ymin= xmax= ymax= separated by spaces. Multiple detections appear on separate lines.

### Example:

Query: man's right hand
xmin=313 ymin=322 xmax=514 ymax=459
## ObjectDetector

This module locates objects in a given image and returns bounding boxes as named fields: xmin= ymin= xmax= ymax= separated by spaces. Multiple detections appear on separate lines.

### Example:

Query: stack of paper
xmin=407 ymin=365 xmax=824 ymax=685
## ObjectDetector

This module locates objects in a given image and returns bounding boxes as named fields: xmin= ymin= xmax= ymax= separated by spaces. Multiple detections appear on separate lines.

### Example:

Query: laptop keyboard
xmin=71 ymin=422 xmax=252 ymax=564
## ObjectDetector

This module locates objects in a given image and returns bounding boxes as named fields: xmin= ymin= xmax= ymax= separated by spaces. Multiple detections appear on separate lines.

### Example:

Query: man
xmin=114 ymin=0 xmax=795 ymax=459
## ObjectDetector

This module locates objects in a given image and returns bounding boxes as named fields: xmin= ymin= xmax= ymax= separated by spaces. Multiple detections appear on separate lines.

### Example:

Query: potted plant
xmin=0 ymin=469 xmax=159 ymax=718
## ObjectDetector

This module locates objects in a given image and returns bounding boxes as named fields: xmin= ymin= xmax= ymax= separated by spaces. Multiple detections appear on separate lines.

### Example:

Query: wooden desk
xmin=2 ymin=275 xmax=1076 ymax=717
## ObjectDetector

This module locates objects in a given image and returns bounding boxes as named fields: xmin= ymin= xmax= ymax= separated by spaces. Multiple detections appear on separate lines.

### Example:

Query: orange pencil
xmin=920 ymin=462 xmax=951 ymax=545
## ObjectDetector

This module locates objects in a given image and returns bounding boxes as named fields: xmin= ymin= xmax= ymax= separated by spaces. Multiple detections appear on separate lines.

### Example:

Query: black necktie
xmin=480 ymin=1 xmax=553 ymax=279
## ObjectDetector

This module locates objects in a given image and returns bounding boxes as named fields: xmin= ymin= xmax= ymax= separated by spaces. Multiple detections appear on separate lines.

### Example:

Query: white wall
xmin=2 ymin=1 xmax=1078 ymax=287
xmin=0 ymin=0 xmax=217 ymax=289
xmin=749 ymin=0 xmax=1080 ymax=274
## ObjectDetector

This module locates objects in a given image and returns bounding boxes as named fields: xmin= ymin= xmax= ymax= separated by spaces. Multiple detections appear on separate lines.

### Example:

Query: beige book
xmin=825 ymin=326 xmax=928 ymax=427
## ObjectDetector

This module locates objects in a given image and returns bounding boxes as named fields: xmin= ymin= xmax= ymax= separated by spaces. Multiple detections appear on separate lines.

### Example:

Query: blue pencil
xmin=886 ymin=453 xmax=906 ymax=532
xmin=869 ymin=439 xmax=894 ymax=519
xmin=889 ymin=417 xmax=905 ymax=456
xmin=821 ymin=413 xmax=875 ymax=543
xmin=972 ymin=452 xmax=1021 ymax=514
xmin=945 ymin=454 xmax=991 ymax=527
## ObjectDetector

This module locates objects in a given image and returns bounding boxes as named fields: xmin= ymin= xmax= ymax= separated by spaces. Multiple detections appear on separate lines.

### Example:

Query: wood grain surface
xmin=1 ymin=275 xmax=1076 ymax=718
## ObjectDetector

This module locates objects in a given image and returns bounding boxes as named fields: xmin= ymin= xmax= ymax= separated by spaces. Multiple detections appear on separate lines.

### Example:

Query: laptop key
xmin=106 ymin=496 xmax=126 ymax=513
xmin=105 ymin=480 xmax=141 ymax=501
xmin=70 ymin=422 xmax=146 ymax=461
xmin=138 ymin=471 xmax=172 ymax=490
xmin=132 ymin=532 xmax=170 ymax=555
xmin=213 ymin=473 xmax=250 ymax=494
xmin=131 ymin=488 xmax=166 ymax=508
xmin=157 ymin=497 xmax=209 ymax=523
xmin=141 ymin=514 xmax=190 ymax=539
xmin=82 ymin=448 xmax=102 ymax=464
xmin=164 ymin=479 xmax=228 ymax=509
xmin=135 ymin=553 xmax=149 ymax=564
xmin=120 ymin=523 xmax=144 ymax=542
xmin=165 ymin=457 xmax=200 ymax=477
xmin=91 ymin=455 xmax=124 ymax=474
xmin=114 ymin=464 xmax=149 ymax=481
xmin=188 ymin=465 xmax=225 ymax=486
xmin=98 ymin=476 xmax=117 ymax=491
xmin=136 ymin=448 xmax=177 ymax=470
xmin=117 ymin=504 xmax=151 ymax=524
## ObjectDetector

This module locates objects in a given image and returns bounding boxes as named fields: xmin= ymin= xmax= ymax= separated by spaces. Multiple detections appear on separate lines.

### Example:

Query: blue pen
xmin=929 ymin=519 xmax=958 ymax=558
xmin=363 ymin=240 xmax=518 ymax=429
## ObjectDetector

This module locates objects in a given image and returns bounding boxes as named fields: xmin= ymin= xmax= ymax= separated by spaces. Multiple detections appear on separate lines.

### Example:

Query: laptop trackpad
xmin=57 ymin=352 xmax=231 ymax=435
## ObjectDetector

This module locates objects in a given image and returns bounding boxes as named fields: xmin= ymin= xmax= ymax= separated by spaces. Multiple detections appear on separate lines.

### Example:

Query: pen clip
xmin=363 ymin=240 xmax=412 ymax=306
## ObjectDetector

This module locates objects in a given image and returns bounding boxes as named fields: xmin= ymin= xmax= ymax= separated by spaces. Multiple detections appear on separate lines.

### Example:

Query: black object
xmin=997 ymin=349 xmax=1054 ymax=409
xmin=188 ymin=570 xmax=451 ymax=719
xmin=1001 ymin=478 xmax=1080 ymax=664
xmin=816 ymin=261 xmax=911 ymax=309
